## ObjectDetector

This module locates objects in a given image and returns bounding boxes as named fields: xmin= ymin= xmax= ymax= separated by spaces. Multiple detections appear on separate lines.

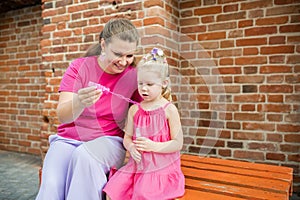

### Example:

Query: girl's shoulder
xmin=128 ymin=104 xmax=139 ymax=117
xmin=164 ymin=102 xmax=179 ymax=118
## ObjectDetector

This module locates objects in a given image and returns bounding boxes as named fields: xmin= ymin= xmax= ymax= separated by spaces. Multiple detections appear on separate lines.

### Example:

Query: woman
xmin=36 ymin=18 xmax=142 ymax=200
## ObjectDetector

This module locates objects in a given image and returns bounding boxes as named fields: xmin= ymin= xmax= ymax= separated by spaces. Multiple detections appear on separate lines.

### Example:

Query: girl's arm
xmin=123 ymin=105 xmax=142 ymax=162
xmin=135 ymin=103 xmax=183 ymax=153
xmin=57 ymin=86 xmax=102 ymax=123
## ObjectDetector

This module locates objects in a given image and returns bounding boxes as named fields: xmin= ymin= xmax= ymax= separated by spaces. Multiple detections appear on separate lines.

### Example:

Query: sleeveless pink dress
xmin=103 ymin=103 xmax=185 ymax=200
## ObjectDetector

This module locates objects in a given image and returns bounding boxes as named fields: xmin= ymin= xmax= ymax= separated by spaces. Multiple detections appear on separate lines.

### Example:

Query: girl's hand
xmin=78 ymin=86 xmax=102 ymax=107
xmin=128 ymin=143 xmax=141 ymax=163
xmin=134 ymin=137 xmax=157 ymax=152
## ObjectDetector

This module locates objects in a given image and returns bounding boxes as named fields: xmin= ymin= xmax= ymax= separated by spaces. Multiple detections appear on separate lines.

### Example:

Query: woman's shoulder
xmin=71 ymin=56 xmax=96 ymax=65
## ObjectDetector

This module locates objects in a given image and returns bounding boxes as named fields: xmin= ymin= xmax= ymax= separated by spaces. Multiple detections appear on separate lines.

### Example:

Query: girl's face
xmin=137 ymin=69 xmax=164 ymax=102
xmin=101 ymin=37 xmax=136 ymax=74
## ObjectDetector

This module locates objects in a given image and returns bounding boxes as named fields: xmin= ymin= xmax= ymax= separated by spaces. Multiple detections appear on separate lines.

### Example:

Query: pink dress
xmin=103 ymin=103 xmax=185 ymax=200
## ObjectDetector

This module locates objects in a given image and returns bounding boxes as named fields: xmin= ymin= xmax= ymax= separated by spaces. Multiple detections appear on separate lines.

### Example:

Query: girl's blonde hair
xmin=84 ymin=18 xmax=139 ymax=61
xmin=137 ymin=48 xmax=172 ymax=101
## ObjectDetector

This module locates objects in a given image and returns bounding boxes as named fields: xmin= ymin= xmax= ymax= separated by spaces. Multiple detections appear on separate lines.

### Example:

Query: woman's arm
xmin=135 ymin=103 xmax=183 ymax=154
xmin=57 ymin=86 xmax=102 ymax=124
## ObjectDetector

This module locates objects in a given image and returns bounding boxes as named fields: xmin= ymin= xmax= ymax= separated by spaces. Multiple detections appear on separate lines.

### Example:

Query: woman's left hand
xmin=134 ymin=137 xmax=156 ymax=152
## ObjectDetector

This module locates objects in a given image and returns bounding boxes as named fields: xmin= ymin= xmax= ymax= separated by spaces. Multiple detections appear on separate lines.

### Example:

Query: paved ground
xmin=0 ymin=149 xmax=299 ymax=200
xmin=0 ymin=150 xmax=41 ymax=200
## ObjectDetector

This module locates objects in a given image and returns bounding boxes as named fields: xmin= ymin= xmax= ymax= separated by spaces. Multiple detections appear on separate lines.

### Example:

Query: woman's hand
xmin=128 ymin=143 xmax=142 ymax=163
xmin=134 ymin=137 xmax=157 ymax=152
xmin=78 ymin=86 xmax=102 ymax=107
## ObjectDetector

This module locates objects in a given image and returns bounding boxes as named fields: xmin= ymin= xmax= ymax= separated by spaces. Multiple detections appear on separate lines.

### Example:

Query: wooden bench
xmin=179 ymin=154 xmax=293 ymax=200
xmin=39 ymin=154 xmax=293 ymax=199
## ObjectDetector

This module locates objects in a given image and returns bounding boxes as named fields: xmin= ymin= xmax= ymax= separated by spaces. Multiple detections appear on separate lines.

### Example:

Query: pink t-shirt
xmin=57 ymin=56 xmax=142 ymax=141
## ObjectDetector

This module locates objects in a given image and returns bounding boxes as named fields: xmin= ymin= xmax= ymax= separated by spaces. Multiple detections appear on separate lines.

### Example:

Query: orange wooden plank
xmin=181 ymin=158 xmax=292 ymax=182
xmin=184 ymin=177 xmax=288 ymax=200
xmin=181 ymin=154 xmax=293 ymax=174
xmin=178 ymin=189 xmax=246 ymax=200
xmin=181 ymin=166 xmax=291 ymax=196
xmin=180 ymin=154 xmax=293 ymax=196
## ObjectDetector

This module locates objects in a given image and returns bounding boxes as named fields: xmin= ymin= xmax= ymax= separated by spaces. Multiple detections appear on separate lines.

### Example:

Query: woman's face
xmin=101 ymin=37 xmax=136 ymax=74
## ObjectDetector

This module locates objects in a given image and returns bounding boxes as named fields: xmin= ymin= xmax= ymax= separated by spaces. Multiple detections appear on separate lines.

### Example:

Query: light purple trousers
xmin=35 ymin=135 xmax=126 ymax=200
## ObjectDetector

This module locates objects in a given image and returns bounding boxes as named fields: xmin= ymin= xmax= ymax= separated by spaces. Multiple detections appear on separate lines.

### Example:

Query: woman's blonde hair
xmin=137 ymin=48 xmax=172 ymax=101
xmin=83 ymin=18 xmax=139 ymax=60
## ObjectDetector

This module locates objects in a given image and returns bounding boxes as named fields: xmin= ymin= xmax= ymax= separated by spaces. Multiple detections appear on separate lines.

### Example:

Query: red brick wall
xmin=0 ymin=5 xmax=43 ymax=155
xmin=0 ymin=0 xmax=299 ymax=194
xmin=179 ymin=0 xmax=300 ymax=193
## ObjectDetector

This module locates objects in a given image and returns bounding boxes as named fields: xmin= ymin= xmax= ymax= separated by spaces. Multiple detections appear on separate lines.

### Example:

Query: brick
xmin=280 ymin=144 xmax=300 ymax=153
xmin=243 ymin=85 xmax=257 ymax=93
xmin=235 ymin=56 xmax=267 ymax=65
xmin=234 ymin=76 xmax=264 ymax=83
xmin=236 ymin=38 xmax=267 ymax=46
xmin=243 ymin=47 xmax=259 ymax=55
xmin=266 ymin=153 xmax=286 ymax=161
xmin=241 ymin=104 xmax=255 ymax=111
xmin=226 ymin=122 xmax=241 ymax=129
xmin=266 ymin=5 xmax=299 ymax=16
xmin=233 ymin=131 xmax=264 ymax=141
xmin=256 ymin=16 xmax=289 ymax=25
xmin=218 ymin=149 xmax=231 ymax=157
xmin=144 ymin=17 xmax=165 ymax=26
xmin=234 ymin=94 xmax=265 ymax=103
xmin=224 ymin=4 xmax=238 ymax=12
xmin=217 ymin=11 xmax=246 ymax=22
xmin=245 ymin=26 xmax=277 ymax=36
xmin=244 ymin=66 xmax=258 ymax=74
xmin=198 ymin=32 xmax=226 ymax=41
xmin=195 ymin=6 xmax=222 ymax=15
xmin=238 ymin=19 xmax=253 ymax=28
xmin=234 ymin=113 xmax=264 ymax=121
xmin=234 ymin=150 xmax=264 ymax=161
xmin=267 ymin=133 xmax=283 ymax=142
xmin=180 ymin=17 xmax=200 ymax=27
xmin=208 ymin=21 xmax=236 ymax=31
xmin=284 ymin=133 xmax=300 ymax=143
xmin=260 ymin=85 xmax=293 ymax=93
xmin=179 ymin=1 xmax=201 ymax=9
xmin=269 ymin=55 xmax=284 ymax=63
xmin=196 ymin=138 xmax=225 ymax=147
xmin=266 ymin=75 xmax=284 ymax=83
xmin=268 ymin=95 xmax=283 ymax=102
xmin=288 ymin=154 xmax=300 ymax=162
xmin=227 ymin=141 xmax=243 ymax=148
xmin=261 ymin=45 xmax=294 ymax=54
xmin=243 ymin=122 xmax=275 ymax=131
xmin=287 ymin=55 xmax=300 ymax=64
xmin=67 ymin=4 xmax=89 ymax=13
xmin=285 ymin=114 xmax=300 ymax=123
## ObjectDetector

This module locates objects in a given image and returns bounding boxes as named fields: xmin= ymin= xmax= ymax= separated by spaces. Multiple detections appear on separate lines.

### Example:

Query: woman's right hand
xmin=57 ymin=86 xmax=102 ymax=124
xmin=77 ymin=86 xmax=102 ymax=107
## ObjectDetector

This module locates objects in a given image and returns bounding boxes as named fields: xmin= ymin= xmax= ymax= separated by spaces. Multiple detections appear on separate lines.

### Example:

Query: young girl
xmin=103 ymin=48 xmax=185 ymax=199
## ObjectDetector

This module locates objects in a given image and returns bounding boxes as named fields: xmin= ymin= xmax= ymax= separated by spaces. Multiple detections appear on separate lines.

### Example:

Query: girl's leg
xmin=65 ymin=136 xmax=126 ymax=200
xmin=35 ymin=136 xmax=80 ymax=200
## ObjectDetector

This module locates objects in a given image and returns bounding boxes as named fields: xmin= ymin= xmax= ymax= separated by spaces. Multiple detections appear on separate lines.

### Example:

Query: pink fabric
xmin=103 ymin=103 xmax=185 ymax=200
xmin=58 ymin=56 xmax=142 ymax=141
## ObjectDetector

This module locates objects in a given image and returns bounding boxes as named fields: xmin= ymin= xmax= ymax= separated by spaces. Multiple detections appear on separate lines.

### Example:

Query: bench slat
xmin=181 ymin=159 xmax=292 ymax=182
xmin=184 ymin=177 xmax=287 ymax=200
xmin=182 ymin=167 xmax=290 ymax=195
xmin=181 ymin=154 xmax=293 ymax=174
xmin=179 ymin=154 xmax=293 ymax=200
xmin=178 ymin=189 xmax=246 ymax=200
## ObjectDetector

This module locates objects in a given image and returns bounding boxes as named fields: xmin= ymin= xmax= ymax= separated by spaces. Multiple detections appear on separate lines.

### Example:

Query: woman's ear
xmin=100 ymin=38 xmax=105 ymax=51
